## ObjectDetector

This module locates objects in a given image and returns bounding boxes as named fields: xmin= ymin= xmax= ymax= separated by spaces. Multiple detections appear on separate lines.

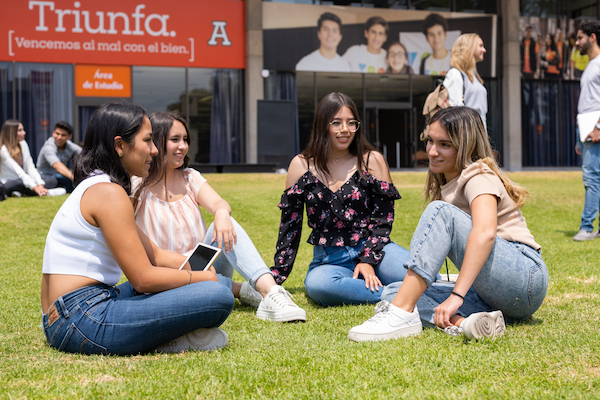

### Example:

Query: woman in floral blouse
xmin=271 ymin=92 xmax=409 ymax=306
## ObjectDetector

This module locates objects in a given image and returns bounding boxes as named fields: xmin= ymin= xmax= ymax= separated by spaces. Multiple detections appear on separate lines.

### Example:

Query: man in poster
xmin=420 ymin=13 xmax=451 ymax=75
xmin=296 ymin=13 xmax=351 ymax=73
xmin=343 ymin=16 xmax=389 ymax=73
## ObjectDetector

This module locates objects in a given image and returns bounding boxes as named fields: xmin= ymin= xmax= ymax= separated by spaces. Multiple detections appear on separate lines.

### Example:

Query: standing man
xmin=343 ymin=16 xmax=388 ymax=74
xmin=296 ymin=13 xmax=350 ymax=72
xmin=419 ymin=13 xmax=451 ymax=76
xmin=521 ymin=26 xmax=537 ymax=79
xmin=37 ymin=121 xmax=81 ymax=193
xmin=574 ymin=21 xmax=600 ymax=241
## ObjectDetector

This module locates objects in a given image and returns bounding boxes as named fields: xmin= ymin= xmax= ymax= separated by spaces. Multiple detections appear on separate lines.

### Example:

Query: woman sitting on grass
xmin=348 ymin=106 xmax=549 ymax=342
xmin=41 ymin=103 xmax=234 ymax=355
xmin=0 ymin=120 xmax=49 ymax=197
xmin=272 ymin=92 xmax=409 ymax=306
xmin=132 ymin=112 xmax=306 ymax=322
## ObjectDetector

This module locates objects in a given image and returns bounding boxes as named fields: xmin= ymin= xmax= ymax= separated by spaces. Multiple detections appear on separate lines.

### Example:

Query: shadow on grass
xmin=509 ymin=317 xmax=544 ymax=326
xmin=557 ymin=229 xmax=580 ymax=238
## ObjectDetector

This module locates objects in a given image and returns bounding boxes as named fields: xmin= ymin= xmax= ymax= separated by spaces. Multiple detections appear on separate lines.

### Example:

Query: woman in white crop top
xmin=349 ymin=106 xmax=549 ymax=343
xmin=132 ymin=112 xmax=306 ymax=323
xmin=41 ymin=103 xmax=234 ymax=355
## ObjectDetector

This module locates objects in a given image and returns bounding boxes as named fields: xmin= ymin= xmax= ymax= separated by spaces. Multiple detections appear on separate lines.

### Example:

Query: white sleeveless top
xmin=42 ymin=173 xmax=122 ymax=286
xmin=133 ymin=168 xmax=207 ymax=254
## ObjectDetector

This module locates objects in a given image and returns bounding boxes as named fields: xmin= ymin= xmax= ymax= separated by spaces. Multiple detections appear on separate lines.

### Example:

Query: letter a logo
xmin=208 ymin=21 xmax=231 ymax=46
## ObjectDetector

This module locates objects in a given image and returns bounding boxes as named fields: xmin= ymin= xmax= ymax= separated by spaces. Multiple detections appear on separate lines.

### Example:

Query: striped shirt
xmin=133 ymin=168 xmax=207 ymax=254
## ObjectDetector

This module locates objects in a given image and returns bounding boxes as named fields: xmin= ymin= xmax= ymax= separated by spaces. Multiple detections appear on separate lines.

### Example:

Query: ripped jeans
xmin=382 ymin=201 xmax=549 ymax=327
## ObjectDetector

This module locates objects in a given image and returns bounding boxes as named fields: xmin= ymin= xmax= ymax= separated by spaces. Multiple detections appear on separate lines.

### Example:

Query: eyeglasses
xmin=330 ymin=120 xmax=360 ymax=133
xmin=388 ymin=51 xmax=406 ymax=58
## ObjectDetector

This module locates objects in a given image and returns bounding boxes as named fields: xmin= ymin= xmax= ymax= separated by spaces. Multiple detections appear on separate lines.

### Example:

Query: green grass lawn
xmin=1 ymin=171 xmax=599 ymax=399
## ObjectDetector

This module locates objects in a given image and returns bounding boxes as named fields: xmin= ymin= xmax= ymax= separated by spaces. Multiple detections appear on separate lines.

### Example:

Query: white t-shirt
xmin=421 ymin=52 xmax=451 ymax=76
xmin=342 ymin=44 xmax=388 ymax=73
xmin=578 ymin=55 xmax=600 ymax=114
xmin=295 ymin=49 xmax=351 ymax=73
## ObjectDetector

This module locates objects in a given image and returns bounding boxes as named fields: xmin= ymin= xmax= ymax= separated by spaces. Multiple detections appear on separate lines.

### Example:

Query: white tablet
xmin=178 ymin=242 xmax=221 ymax=271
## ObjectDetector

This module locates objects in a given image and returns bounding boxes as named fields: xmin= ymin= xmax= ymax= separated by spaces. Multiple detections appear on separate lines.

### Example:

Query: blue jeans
xmin=206 ymin=217 xmax=273 ymax=289
xmin=579 ymin=140 xmax=600 ymax=231
xmin=42 ymin=173 xmax=74 ymax=193
xmin=382 ymin=201 xmax=549 ymax=327
xmin=42 ymin=281 xmax=234 ymax=355
xmin=304 ymin=240 xmax=410 ymax=306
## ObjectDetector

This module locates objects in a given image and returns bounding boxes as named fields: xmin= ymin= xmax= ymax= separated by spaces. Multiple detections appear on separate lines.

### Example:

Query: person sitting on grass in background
xmin=0 ymin=119 xmax=61 ymax=197
xmin=37 ymin=121 xmax=81 ymax=193
xmin=132 ymin=112 xmax=306 ymax=322
xmin=41 ymin=102 xmax=234 ymax=355
xmin=348 ymin=106 xmax=548 ymax=342
xmin=271 ymin=92 xmax=410 ymax=307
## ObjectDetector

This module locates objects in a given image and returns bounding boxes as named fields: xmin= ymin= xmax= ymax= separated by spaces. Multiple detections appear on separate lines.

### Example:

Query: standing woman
xmin=0 ymin=120 xmax=48 ymax=196
xmin=272 ymin=92 xmax=410 ymax=307
xmin=349 ymin=107 xmax=548 ymax=342
xmin=132 ymin=112 xmax=306 ymax=323
xmin=540 ymin=33 xmax=561 ymax=79
xmin=443 ymin=33 xmax=488 ymax=130
xmin=41 ymin=103 xmax=234 ymax=355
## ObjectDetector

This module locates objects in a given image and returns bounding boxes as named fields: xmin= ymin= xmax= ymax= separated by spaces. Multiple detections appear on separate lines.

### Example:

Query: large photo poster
xmin=263 ymin=4 xmax=496 ymax=77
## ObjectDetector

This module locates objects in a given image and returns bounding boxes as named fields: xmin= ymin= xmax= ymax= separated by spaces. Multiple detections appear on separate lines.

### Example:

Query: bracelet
xmin=187 ymin=270 xmax=193 ymax=285
xmin=451 ymin=291 xmax=464 ymax=300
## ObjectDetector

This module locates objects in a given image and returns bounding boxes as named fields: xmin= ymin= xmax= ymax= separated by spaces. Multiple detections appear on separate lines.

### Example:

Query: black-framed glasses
xmin=330 ymin=120 xmax=360 ymax=133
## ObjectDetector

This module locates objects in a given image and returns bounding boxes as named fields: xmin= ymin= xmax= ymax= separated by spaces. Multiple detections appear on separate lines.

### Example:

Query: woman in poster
xmin=386 ymin=41 xmax=414 ymax=74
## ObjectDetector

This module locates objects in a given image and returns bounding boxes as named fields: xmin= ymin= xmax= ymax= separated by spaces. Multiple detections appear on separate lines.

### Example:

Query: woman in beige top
xmin=349 ymin=106 xmax=548 ymax=342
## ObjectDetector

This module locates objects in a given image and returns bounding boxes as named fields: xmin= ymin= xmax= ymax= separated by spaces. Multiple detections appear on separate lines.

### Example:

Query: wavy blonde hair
xmin=450 ymin=33 xmax=484 ymax=84
xmin=424 ymin=107 xmax=528 ymax=207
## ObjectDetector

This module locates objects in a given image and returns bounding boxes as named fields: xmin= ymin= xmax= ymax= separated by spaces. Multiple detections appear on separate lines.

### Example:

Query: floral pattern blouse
xmin=271 ymin=169 xmax=401 ymax=284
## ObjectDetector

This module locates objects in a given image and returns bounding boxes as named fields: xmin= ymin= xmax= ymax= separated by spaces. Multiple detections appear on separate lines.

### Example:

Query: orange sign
xmin=0 ymin=0 xmax=245 ymax=69
xmin=75 ymin=65 xmax=131 ymax=97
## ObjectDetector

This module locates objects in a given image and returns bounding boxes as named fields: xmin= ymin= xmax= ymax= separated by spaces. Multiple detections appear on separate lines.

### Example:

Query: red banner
xmin=1 ymin=0 xmax=245 ymax=69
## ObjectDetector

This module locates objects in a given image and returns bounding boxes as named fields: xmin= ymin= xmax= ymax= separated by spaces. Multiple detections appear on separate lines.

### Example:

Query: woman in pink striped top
xmin=132 ymin=112 xmax=306 ymax=322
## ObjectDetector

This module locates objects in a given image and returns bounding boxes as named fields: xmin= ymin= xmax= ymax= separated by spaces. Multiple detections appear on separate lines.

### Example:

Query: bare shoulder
xmin=364 ymin=151 xmax=391 ymax=182
xmin=81 ymin=182 xmax=132 ymax=226
xmin=285 ymin=155 xmax=309 ymax=189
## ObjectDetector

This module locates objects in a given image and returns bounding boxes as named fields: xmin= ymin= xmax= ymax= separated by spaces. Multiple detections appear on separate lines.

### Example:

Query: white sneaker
xmin=239 ymin=281 xmax=262 ymax=308
xmin=256 ymin=286 xmax=307 ymax=322
xmin=348 ymin=301 xmax=422 ymax=342
xmin=573 ymin=229 xmax=598 ymax=241
xmin=461 ymin=310 xmax=506 ymax=341
xmin=155 ymin=328 xmax=228 ymax=353
xmin=47 ymin=188 xmax=67 ymax=196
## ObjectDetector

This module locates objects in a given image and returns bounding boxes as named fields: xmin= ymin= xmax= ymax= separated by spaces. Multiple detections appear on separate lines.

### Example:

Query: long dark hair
xmin=302 ymin=92 xmax=374 ymax=179
xmin=73 ymin=102 xmax=147 ymax=194
xmin=132 ymin=112 xmax=190 ymax=207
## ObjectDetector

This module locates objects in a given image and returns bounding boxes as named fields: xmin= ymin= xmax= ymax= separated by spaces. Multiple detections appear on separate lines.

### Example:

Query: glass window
xmin=13 ymin=63 xmax=74 ymax=159
xmin=455 ymin=0 xmax=497 ymax=13
xmin=520 ymin=0 xmax=558 ymax=17
xmin=296 ymin=72 xmax=316 ymax=151
xmin=362 ymin=0 xmax=408 ymax=9
xmin=132 ymin=67 xmax=186 ymax=115
xmin=0 ymin=62 xmax=13 ymax=124
xmin=411 ymin=0 xmax=451 ymax=11
xmin=365 ymin=74 xmax=410 ymax=103
xmin=187 ymin=68 xmax=214 ymax=164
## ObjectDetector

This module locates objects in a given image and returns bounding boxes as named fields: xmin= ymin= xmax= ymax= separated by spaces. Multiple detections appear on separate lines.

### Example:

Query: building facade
xmin=1 ymin=0 xmax=598 ymax=170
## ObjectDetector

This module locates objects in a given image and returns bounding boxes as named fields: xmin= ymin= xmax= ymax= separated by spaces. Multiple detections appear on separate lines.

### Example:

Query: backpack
xmin=420 ymin=68 xmax=465 ymax=140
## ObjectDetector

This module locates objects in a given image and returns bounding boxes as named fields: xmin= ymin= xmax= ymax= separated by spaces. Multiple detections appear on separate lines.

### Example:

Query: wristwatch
xmin=596 ymin=123 xmax=600 ymax=130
